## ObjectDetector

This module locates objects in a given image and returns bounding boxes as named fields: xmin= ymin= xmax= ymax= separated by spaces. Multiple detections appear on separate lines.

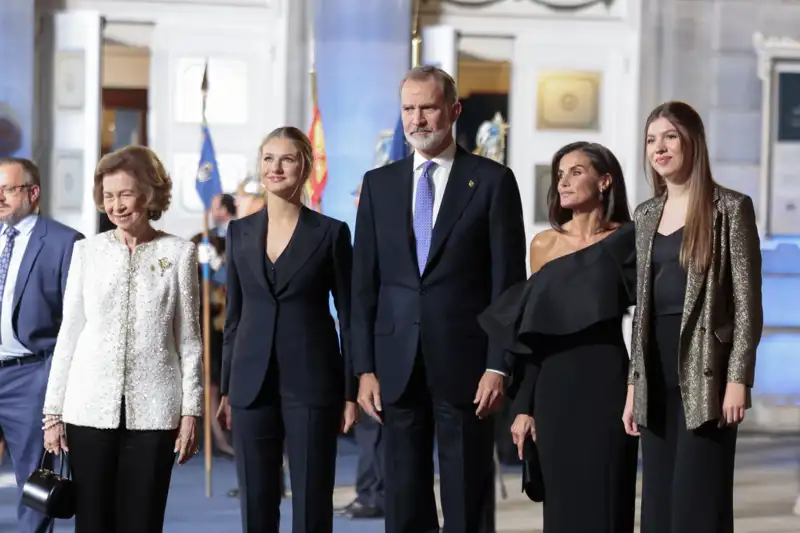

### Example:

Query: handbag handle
xmin=39 ymin=449 xmax=72 ymax=480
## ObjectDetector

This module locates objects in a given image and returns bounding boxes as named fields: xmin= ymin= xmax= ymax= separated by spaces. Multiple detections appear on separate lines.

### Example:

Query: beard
xmin=0 ymin=196 xmax=32 ymax=226
xmin=405 ymin=127 xmax=449 ymax=152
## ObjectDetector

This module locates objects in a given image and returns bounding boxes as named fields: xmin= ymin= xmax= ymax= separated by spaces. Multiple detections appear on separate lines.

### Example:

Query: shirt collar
xmin=2 ymin=214 xmax=38 ymax=237
xmin=214 ymin=220 xmax=230 ymax=237
xmin=413 ymin=141 xmax=457 ymax=172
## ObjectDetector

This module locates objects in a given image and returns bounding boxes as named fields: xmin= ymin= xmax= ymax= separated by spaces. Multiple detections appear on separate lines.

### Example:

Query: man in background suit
xmin=0 ymin=158 xmax=82 ymax=533
xmin=352 ymin=66 xmax=527 ymax=533
xmin=335 ymin=413 xmax=385 ymax=519
xmin=192 ymin=193 xmax=236 ymax=458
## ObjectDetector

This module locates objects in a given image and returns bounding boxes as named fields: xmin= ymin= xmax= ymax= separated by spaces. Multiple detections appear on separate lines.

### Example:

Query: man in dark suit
xmin=0 ymin=157 xmax=82 ymax=533
xmin=352 ymin=66 xmax=527 ymax=533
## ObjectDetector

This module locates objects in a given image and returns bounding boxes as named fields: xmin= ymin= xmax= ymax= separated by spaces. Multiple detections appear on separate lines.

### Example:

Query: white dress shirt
xmin=411 ymin=143 xmax=505 ymax=377
xmin=43 ymin=231 xmax=203 ymax=430
xmin=0 ymin=215 xmax=38 ymax=359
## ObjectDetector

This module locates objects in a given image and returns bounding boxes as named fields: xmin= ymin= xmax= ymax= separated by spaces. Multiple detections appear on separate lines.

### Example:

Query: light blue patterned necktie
xmin=413 ymin=160 xmax=436 ymax=274
xmin=0 ymin=226 xmax=19 ymax=344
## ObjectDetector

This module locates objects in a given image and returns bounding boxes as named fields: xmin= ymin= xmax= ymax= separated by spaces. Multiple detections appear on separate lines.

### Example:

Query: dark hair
xmin=547 ymin=141 xmax=632 ymax=231
xmin=218 ymin=193 xmax=235 ymax=216
xmin=0 ymin=157 xmax=41 ymax=186
xmin=644 ymin=101 xmax=715 ymax=272
xmin=93 ymin=145 xmax=172 ymax=221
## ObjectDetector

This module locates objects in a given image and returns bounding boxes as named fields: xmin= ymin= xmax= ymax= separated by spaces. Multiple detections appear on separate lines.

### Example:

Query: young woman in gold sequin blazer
xmin=623 ymin=101 xmax=763 ymax=533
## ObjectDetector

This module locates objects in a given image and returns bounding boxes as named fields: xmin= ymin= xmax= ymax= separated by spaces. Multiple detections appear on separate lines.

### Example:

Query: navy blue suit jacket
xmin=8 ymin=217 xmax=83 ymax=356
xmin=351 ymin=146 xmax=527 ymax=405
xmin=221 ymin=207 xmax=356 ymax=408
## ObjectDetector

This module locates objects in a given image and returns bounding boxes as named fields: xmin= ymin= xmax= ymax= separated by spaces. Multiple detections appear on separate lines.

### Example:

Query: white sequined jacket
xmin=43 ymin=231 xmax=203 ymax=430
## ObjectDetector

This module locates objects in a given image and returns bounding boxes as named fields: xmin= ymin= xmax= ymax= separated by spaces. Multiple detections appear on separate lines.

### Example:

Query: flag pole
xmin=200 ymin=60 xmax=213 ymax=499
xmin=307 ymin=0 xmax=322 ymax=212
xmin=411 ymin=0 xmax=422 ymax=68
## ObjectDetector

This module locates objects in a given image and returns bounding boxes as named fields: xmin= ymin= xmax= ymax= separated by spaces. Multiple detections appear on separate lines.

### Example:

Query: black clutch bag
xmin=521 ymin=436 xmax=544 ymax=503
xmin=21 ymin=450 xmax=75 ymax=519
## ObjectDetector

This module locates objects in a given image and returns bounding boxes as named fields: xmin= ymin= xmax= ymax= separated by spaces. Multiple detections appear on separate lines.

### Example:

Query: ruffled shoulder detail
xmin=478 ymin=223 xmax=635 ymax=354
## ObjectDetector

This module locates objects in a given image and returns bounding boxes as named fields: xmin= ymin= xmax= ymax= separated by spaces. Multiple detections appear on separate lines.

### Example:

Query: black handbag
xmin=21 ymin=450 xmax=75 ymax=519
xmin=521 ymin=436 xmax=545 ymax=503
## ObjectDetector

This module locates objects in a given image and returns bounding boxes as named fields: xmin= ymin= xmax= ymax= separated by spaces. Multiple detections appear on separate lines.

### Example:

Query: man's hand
xmin=474 ymin=371 xmax=504 ymax=419
xmin=357 ymin=373 xmax=383 ymax=424
xmin=216 ymin=395 xmax=232 ymax=431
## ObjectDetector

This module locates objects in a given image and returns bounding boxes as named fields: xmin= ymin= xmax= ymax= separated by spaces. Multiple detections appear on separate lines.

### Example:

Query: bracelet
xmin=42 ymin=415 xmax=63 ymax=431
xmin=42 ymin=419 xmax=64 ymax=431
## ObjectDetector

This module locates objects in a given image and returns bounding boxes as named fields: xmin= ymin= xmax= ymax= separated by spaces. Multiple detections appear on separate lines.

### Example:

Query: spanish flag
xmin=306 ymin=103 xmax=327 ymax=213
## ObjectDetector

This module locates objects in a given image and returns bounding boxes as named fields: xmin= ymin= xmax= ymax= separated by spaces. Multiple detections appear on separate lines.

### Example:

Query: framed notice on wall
xmin=769 ymin=66 xmax=800 ymax=235
xmin=536 ymin=70 xmax=601 ymax=131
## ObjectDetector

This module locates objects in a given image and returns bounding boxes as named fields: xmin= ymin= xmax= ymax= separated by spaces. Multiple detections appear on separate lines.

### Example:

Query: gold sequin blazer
xmin=629 ymin=187 xmax=763 ymax=430
xmin=43 ymin=232 xmax=204 ymax=430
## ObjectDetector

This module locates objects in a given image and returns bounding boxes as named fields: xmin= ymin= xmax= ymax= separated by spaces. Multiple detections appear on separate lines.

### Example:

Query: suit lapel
xmin=12 ymin=217 xmax=46 ymax=314
xmin=424 ymin=147 xmax=479 ymax=276
xmin=273 ymin=207 xmax=327 ymax=294
xmin=243 ymin=208 xmax=271 ymax=292
xmin=680 ymin=187 xmax=721 ymax=337
xmin=638 ymin=195 xmax=665 ymax=316
xmin=387 ymin=156 xmax=418 ymax=274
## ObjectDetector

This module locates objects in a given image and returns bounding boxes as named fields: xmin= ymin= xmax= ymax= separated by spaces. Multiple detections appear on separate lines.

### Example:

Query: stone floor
xmin=0 ymin=434 xmax=798 ymax=532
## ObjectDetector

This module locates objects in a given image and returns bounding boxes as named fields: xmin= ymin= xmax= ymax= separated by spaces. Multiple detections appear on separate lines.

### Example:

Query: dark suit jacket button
xmin=413 ymin=320 xmax=420 ymax=326
xmin=419 ymin=288 xmax=426 ymax=295
xmin=703 ymin=368 xmax=713 ymax=377
xmin=633 ymin=371 xmax=640 ymax=379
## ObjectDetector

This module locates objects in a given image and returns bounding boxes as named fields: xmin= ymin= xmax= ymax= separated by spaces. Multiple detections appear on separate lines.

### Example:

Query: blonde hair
xmin=257 ymin=126 xmax=313 ymax=204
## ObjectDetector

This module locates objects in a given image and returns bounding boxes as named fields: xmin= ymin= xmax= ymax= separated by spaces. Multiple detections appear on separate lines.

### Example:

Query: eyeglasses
xmin=0 ymin=185 xmax=32 ymax=197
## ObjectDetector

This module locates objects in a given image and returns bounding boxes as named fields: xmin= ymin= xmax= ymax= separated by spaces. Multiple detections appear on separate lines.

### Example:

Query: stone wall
xmin=642 ymin=0 xmax=800 ymax=209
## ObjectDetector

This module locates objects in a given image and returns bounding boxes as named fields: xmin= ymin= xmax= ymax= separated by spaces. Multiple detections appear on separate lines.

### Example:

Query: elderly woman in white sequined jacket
xmin=41 ymin=145 xmax=203 ymax=533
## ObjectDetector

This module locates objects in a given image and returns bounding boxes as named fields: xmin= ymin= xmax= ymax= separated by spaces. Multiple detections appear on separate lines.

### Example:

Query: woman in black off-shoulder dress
xmin=479 ymin=142 xmax=639 ymax=533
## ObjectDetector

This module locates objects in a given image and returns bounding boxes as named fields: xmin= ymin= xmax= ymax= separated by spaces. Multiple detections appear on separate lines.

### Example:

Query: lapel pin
xmin=468 ymin=180 xmax=475 ymax=188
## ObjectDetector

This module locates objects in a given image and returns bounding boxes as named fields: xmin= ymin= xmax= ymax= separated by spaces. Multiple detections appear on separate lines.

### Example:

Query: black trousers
xmin=65 ymin=415 xmax=177 ymax=533
xmin=640 ymin=386 xmax=737 ymax=533
xmin=231 ymin=367 xmax=341 ymax=533
xmin=384 ymin=357 xmax=495 ymax=533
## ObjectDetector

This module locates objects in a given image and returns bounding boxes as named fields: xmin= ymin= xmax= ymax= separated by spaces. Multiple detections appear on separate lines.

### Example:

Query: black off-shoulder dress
xmin=479 ymin=223 xmax=639 ymax=533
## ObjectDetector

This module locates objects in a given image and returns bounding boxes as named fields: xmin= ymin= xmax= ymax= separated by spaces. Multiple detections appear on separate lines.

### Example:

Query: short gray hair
xmin=400 ymin=65 xmax=459 ymax=106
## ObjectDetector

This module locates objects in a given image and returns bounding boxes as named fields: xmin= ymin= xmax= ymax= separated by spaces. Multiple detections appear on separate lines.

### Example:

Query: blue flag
xmin=195 ymin=125 xmax=223 ymax=210
xmin=388 ymin=116 xmax=410 ymax=162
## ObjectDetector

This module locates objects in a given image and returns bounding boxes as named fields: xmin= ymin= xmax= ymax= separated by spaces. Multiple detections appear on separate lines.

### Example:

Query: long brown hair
xmin=644 ymin=101 xmax=716 ymax=272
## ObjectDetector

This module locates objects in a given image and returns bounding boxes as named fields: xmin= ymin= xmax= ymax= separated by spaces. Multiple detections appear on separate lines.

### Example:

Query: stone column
xmin=313 ymin=0 xmax=412 ymax=226
xmin=0 ymin=0 xmax=34 ymax=158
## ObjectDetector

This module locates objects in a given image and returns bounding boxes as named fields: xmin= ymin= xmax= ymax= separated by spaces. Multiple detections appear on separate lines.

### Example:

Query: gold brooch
xmin=152 ymin=257 xmax=172 ymax=277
